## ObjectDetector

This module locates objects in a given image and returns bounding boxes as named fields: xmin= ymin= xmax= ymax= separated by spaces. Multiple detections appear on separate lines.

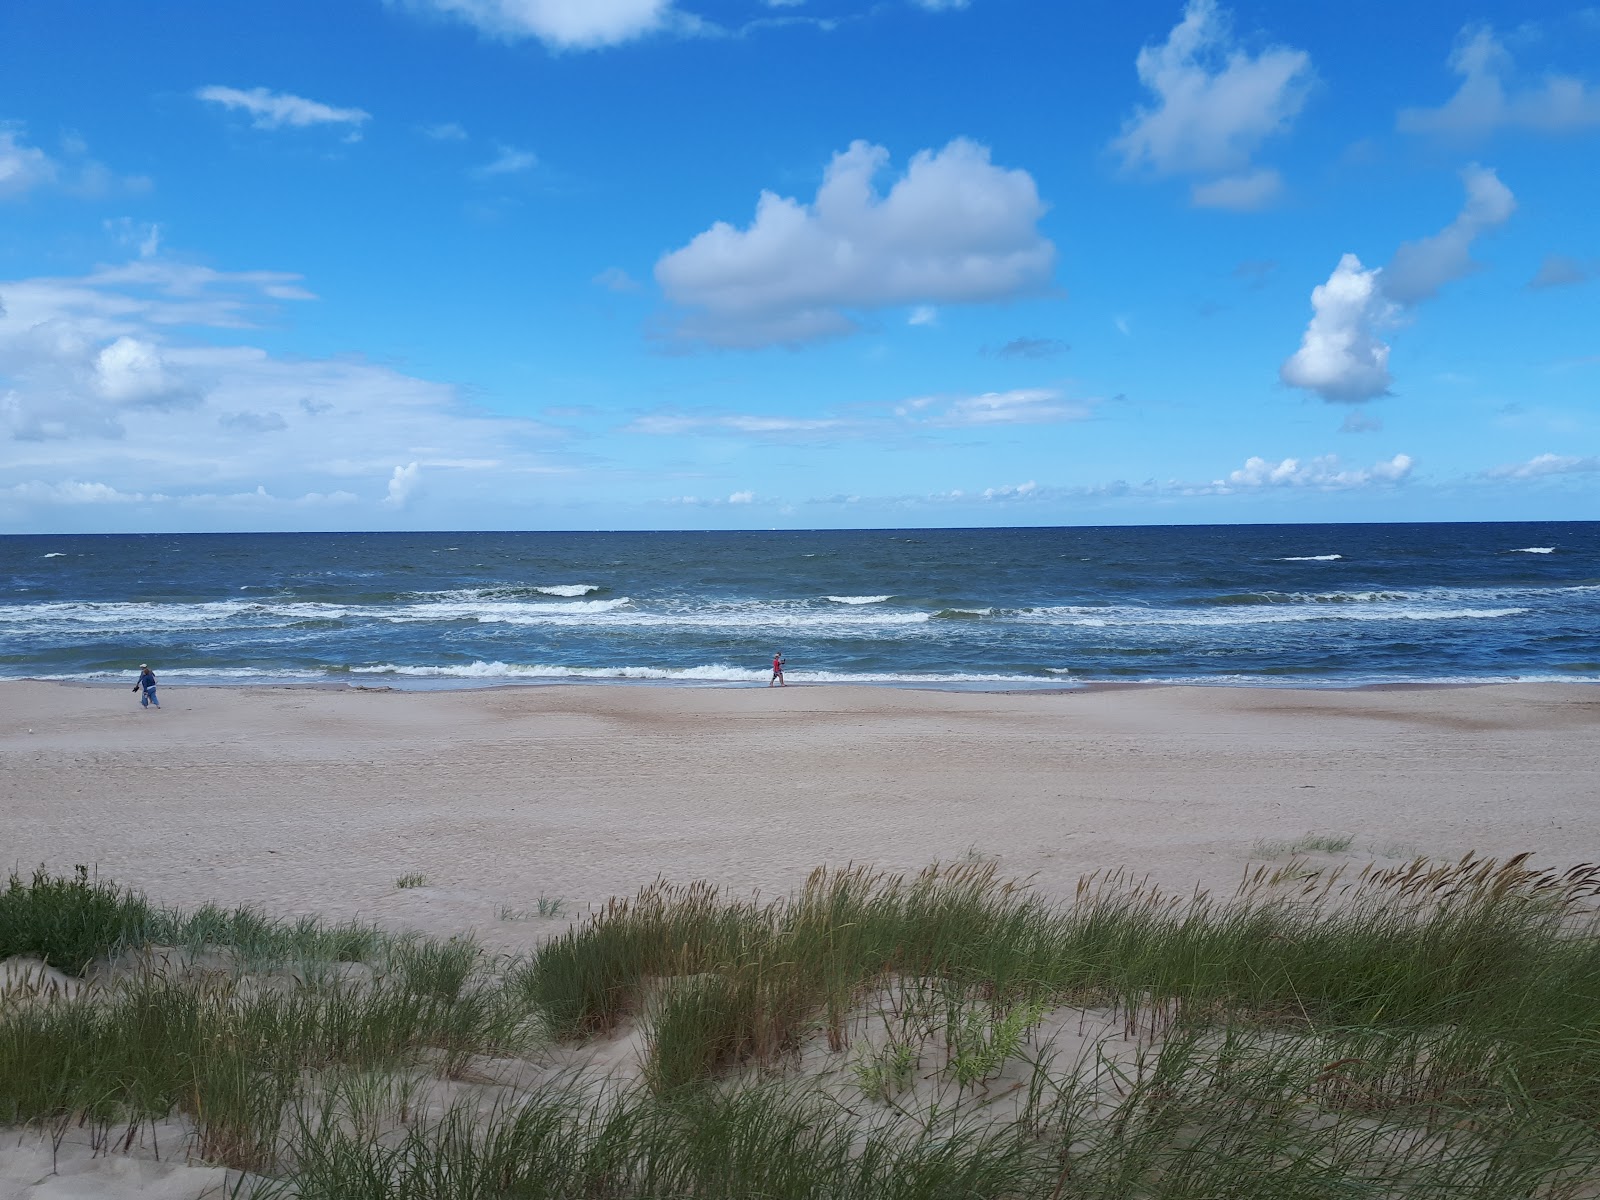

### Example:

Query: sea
xmin=2 ymin=523 xmax=1597 ymax=690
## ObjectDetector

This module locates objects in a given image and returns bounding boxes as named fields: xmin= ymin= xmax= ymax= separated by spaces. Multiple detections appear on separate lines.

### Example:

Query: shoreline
xmin=10 ymin=674 xmax=1598 ymax=695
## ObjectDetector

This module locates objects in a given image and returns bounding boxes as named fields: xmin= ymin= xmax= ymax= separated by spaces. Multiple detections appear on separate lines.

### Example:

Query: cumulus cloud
xmin=1382 ymin=164 xmax=1515 ymax=304
xmin=1281 ymin=166 xmax=1516 ymax=403
xmin=654 ymin=138 xmax=1055 ymax=348
xmin=1398 ymin=25 xmax=1600 ymax=138
xmin=1219 ymin=452 xmax=1412 ymax=490
xmin=1485 ymin=452 xmax=1600 ymax=479
xmin=1112 ymin=0 xmax=1311 ymax=207
xmin=196 ymin=86 xmax=371 ymax=131
xmin=94 ymin=337 xmax=197 ymax=409
xmin=1278 ymin=254 xmax=1394 ymax=404
xmin=398 ymin=0 xmax=677 ymax=49
xmin=383 ymin=462 xmax=422 ymax=507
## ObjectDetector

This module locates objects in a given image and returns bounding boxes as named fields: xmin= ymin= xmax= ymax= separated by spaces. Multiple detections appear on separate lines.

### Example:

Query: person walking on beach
xmin=770 ymin=652 xmax=786 ymax=687
xmin=132 ymin=664 xmax=159 ymax=709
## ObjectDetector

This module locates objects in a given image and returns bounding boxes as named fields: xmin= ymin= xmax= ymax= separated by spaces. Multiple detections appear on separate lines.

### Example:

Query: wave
xmin=387 ymin=598 xmax=632 ymax=622
xmin=1512 ymin=547 xmax=1555 ymax=554
xmin=1190 ymin=591 xmax=1413 ymax=607
xmin=1017 ymin=603 xmax=1530 ymax=629
xmin=1280 ymin=554 xmax=1342 ymax=561
xmin=824 ymin=595 xmax=892 ymax=605
xmin=933 ymin=607 xmax=995 ymax=620
xmin=42 ymin=552 xmax=67 ymax=559
xmin=534 ymin=584 xmax=601 ymax=597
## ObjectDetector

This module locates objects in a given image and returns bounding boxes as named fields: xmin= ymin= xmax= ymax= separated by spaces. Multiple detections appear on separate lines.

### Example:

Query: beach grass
xmin=5 ymin=855 xmax=1600 ymax=1194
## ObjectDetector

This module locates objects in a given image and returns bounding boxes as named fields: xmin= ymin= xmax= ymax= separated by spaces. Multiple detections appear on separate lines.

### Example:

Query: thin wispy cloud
xmin=472 ymin=145 xmax=537 ymax=178
xmin=196 ymin=85 xmax=371 ymax=132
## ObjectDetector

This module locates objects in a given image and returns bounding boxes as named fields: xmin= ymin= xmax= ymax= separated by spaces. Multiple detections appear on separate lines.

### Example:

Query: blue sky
xmin=0 ymin=0 xmax=1596 ymax=533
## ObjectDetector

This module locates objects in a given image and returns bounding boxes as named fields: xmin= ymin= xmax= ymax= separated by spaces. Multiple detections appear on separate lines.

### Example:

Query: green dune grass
xmin=3 ymin=853 xmax=1599 ymax=1197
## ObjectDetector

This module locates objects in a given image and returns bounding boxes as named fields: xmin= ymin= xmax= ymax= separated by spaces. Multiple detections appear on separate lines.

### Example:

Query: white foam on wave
xmin=387 ymin=598 xmax=631 ymax=622
xmin=1019 ymin=603 xmax=1530 ymax=629
xmin=534 ymin=584 xmax=601 ymax=597
xmin=0 ymin=599 xmax=353 ymax=632
xmin=1280 ymin=554 xmax=1342 ymax=561
xmin=1511 ymin=547 xmax=1555 ymax=554
xmin=825 ymin=595 xmax=892 ymax=605
xmin=42 ymin=552 xmax=67 ymax=559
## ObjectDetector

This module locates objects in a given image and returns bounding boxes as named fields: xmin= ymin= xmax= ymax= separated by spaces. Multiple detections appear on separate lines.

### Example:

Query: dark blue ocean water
xmin=2 ymin=524 xmax=1597 ymax=689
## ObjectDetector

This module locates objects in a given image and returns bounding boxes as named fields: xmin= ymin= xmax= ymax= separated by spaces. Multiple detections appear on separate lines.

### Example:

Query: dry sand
xmin=3 ymin=679 xmax=1597 ymax=944
xmin=3 ymin=678 xmax=1599 ymax=1196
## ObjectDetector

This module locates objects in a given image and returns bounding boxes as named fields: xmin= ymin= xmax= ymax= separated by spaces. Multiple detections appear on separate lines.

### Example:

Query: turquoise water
xmin=2 ymin=523 xmax=1597 ymax=688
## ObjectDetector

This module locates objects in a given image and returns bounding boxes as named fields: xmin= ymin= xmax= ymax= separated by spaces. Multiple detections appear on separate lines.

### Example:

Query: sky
xmin=0 ymin=0 xmax=1597 ymax=533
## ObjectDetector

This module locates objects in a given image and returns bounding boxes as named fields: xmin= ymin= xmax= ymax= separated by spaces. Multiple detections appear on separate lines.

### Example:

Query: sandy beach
xmin=4 ymin=679 xmax=1597 ymax=944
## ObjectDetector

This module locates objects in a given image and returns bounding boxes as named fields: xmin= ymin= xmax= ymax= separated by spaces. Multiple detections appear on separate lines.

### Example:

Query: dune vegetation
xmin=4 ymin=854 xmax=1600 ymax=1198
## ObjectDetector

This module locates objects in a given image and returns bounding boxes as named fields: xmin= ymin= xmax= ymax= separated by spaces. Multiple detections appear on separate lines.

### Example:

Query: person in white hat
xmin=132 ymin=664 xmax=159 ymax=709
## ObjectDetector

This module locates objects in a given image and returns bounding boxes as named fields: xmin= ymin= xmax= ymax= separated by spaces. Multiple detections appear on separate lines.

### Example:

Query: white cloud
xmin=383 ymin=461 xmax=422 ymax=507
xmin=593 ymin=267 xmax=642 ymax=292
xmin=1398 ymin=25 xmax=1600 ymax=138
xmin=399 ymin=0 xmax=676 ymax=49
xmin=914 ymin=388 xmax=1089 ymax=427
xmin=1340 ymin=410 xmax=1382 ymax=434
xmin=94 ymin=336 xmax=196 ymax=408
xmin=196 ymin=86 xmax=371 ymax=131
xmin=727 ymin=490 xmax=754 ymax=503
xmin=907 ymin=305 xmax=938 ymax=327
xmin=1112 ymin=0 xmax=1311 ymax=205
xmin=421 ymin=122 xmax=469 ymax=141
xmin=1528 ymin=254 xmax=1595 ymax=290
xmin=623 ymin=412 xmax=848 ymax=437
xmin=1485 ymin=452 xmax=1600 ymax=479
xmin=0 ymin=125 xmax=58 ymax=198
xmin=1189 ymin=166 xmax=1282 ymax=211
xmin=1215 ymin=452 xmax=1413 ymax=491
xmin=0 ymin=253 xmax=563 ymax=527
xmin=626 ymin=387 xmax=1092 ymax=441
xmin=473 ymin=145 xmax=537 ymax=177
xmin=654 ymin=138 xmax=1055 ymax=348
xmin=1382 ymin=164 xmax=1515 ymax=304
xmin=911 ymin=0 xmax=969 ymax=9
xmin=1282 ymin=167 xmax=1516 ymax=403
xmin=0 ymin=124 xmax=145 ymax=200
xmin=981 ymin=480 xmax=1038 ymax=500
xmin=1279 ymin=254 xmax=1394 ymax=404
xmin=103 ymin=218 xmax=162 ymax=259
